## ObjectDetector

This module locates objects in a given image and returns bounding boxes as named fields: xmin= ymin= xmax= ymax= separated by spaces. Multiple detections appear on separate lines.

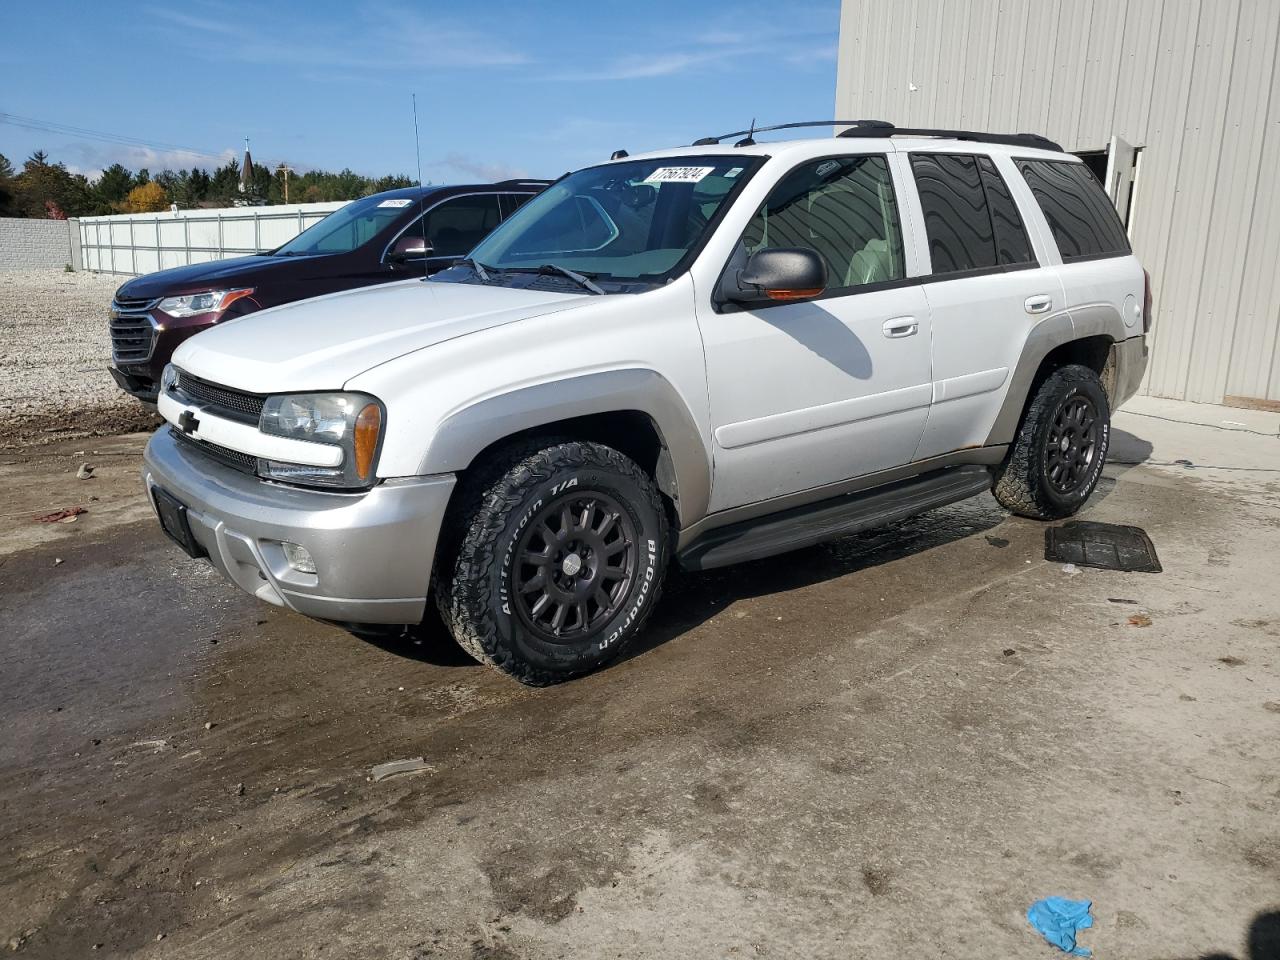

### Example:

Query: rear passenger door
xmin=1015 ymin=158 xmax=1144 ymax=341
xmin=906 ymin=151 xmax=1067 ymax=461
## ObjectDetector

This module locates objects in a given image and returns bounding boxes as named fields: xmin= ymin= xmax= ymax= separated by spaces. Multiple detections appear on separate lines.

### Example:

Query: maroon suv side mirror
xmin=389 ymin=235 xmax=432 ymax=262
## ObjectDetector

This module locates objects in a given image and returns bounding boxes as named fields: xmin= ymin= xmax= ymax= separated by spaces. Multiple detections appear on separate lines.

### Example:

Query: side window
xmin=910 ymin=154 xmax=997 ymax=274
xmin=742 ymin=155 xmax=904 ymax=290
xmin=978 ymin=158 xmax=1035 ymax=266
xmin=419 ymin=194 xmax=502 ymax=258
xmin=1017 ymin=159 xmax=1130 ymax=262
xmin=500 ymin=193 xmax=534 ymax=218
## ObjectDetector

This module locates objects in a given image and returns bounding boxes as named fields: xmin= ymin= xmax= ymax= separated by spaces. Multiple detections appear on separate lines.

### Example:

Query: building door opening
xmin=1073 ymin=135 xmax=1141 ymax=229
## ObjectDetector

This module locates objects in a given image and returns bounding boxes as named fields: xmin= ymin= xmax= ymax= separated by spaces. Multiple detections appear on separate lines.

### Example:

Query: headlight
xmin=258 ymin=392 xmax=383 ymax=489
xmin=157 ymin=288 xmax=255 ymax=318
xmin=160 ymin=363 xmax=178 ymax=393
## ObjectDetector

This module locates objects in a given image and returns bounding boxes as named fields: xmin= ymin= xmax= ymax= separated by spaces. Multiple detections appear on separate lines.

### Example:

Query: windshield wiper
xmin=454 ymin=256 xmax=492 ymax=282
xmin=535 ymin=262 xmax=605 ymax=295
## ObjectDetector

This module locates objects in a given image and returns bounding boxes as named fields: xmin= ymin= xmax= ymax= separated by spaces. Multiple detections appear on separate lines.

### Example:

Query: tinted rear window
xmin=978 ymin=157 xmax=1034 ymax=266
xmin=910 ymin=153 xmax=1036 ymax=275
xmin=910 ymin=154 xmax=996 ymax=274
xmin=1017 ymin=159 xmax=1130 ymax=262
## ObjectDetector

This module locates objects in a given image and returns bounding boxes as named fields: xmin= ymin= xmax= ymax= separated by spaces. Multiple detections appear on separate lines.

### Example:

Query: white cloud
xmin=61 ymin=142 xmax=238 ymax=180
xmin=541 ymin=3 xmax=837 ymax=83
xmin=431 ymin=152 xmax=526 ymax=183
xmin=145 ymin=3 xmax=530 ymax=73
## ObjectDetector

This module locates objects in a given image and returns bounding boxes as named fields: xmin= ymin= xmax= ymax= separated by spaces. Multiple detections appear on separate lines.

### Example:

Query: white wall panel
xmin=836 ymin=0 xmax=1280 ymax=403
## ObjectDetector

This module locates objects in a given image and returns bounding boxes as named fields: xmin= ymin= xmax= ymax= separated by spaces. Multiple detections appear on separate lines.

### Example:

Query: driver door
xmin=697 ymin=154 xmax=933 ymax=512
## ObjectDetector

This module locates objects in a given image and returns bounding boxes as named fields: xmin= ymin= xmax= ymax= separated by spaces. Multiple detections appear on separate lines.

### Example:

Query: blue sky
xmin=0 ymin=0 xmax=840 ymax=184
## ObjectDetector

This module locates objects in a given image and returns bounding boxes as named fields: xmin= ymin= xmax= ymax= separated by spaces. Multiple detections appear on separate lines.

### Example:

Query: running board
xmin=677 ymin=465 xmax=993 ymax=571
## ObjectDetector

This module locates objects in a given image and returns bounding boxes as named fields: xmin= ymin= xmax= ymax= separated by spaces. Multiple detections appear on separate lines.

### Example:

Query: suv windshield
xmin=457 ymin=156 xmax=762 ymax=286
xmin=274 ymin=194 xmax=415 ymax=256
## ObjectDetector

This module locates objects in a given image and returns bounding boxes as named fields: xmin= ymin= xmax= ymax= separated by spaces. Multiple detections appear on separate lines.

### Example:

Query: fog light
xmin=281 ymin=541 xmax=316 ymax=574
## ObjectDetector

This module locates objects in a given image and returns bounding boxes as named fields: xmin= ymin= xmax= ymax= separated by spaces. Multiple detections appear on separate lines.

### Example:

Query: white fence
xmin=77 ymin=201 xmax=349 ymax=276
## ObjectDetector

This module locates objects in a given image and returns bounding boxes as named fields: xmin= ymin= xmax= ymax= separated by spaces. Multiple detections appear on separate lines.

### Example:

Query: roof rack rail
xmin=692 ymin=119 xmax=893 ymax=147
xmin=494 ymin=178 xmax=554 ymax=187
xmin=837 ymin=124 xmax=1062 ymax=151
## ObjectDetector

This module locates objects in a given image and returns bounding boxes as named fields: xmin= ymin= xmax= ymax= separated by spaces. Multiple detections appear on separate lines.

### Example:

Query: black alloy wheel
xmin=1044 ymin=394 xmax=1101 ymax=494
xmin=512 ymin=492 xmax=637 ymax=643
xmin=992 ymin=363 xmax=1111 ymax=520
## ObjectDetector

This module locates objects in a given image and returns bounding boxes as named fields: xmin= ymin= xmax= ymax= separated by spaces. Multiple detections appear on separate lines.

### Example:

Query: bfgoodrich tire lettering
xmin=435 ymin=440 xmax=668 ymax=686
xmin=992 ymin=363 xmax=1111 ymax=520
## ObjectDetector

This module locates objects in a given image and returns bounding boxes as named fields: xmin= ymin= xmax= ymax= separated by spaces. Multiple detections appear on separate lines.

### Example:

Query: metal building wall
xmin=835 ymin=0 xmax=1280 ymax=404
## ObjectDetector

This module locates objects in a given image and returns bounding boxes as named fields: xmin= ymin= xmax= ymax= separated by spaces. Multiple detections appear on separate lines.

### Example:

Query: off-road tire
xmin=992 ymin=363 xmax=1111 ymax=520
xmin=434 ymin=440 xmax=669 ymax=686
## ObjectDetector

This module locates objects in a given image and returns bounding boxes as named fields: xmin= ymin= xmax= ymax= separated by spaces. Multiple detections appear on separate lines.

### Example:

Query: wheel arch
xmin=986 ymin=310 xmax=1121 ymax=448
xmin=420 ymin=368 xmax=711 ymax=527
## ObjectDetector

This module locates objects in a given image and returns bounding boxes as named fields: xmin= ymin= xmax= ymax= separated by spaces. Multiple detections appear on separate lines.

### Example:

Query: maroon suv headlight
xmin=157 ymin=288 xmax=254 ymax=318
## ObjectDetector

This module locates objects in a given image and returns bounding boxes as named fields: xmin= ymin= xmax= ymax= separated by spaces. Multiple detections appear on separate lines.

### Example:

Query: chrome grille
xmin=171 ymin=427 xmax=257 ymax=474
xmin=172 ymin=370 xmax=265 ymax=424
xmin=109 ymin=298 xmax=160 ymax=365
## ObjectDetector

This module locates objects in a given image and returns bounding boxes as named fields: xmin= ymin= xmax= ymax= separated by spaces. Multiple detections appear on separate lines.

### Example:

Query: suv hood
xmin=172 ymin=279 xmax=586 ymax=393
xmin=116 ymin=255 xmax=298 ymax=299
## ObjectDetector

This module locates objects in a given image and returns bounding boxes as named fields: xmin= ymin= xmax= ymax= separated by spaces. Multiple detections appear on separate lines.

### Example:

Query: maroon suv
xmin=109 ymin=180 xmax=547 ymax=403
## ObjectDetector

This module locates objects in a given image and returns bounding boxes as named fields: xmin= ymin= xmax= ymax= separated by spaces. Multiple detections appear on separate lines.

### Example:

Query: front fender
xmin=419 ymin=368 xmax=712 ymax=527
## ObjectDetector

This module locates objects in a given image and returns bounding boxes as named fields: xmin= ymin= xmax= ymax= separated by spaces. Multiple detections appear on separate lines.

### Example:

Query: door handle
xmin=1024 ymin=294 xmax=1053 ymax=315
xmin=882 ymin=316 xmax=919 ymax=338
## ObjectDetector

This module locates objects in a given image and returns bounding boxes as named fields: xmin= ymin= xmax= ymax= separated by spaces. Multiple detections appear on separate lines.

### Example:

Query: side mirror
xmin=729 ymin=247 xmax=828 ymax=303
xmin=388 ymin=234 xmax=432 ymax=263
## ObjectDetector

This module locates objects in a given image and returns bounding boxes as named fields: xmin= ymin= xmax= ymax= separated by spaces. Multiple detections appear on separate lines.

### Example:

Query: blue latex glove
xmin=1027 ymin=897 xmax=1094 ymax=956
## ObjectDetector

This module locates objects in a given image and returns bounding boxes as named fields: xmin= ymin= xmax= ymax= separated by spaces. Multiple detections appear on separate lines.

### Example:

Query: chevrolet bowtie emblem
xmin=178 ymin=409 xmax=201 ymax=434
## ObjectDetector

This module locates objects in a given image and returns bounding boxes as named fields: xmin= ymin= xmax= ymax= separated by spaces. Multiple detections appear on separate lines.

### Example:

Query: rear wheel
xmin=435 ymin=440 xmax=668 ymax=686
xmin=992 ymin=363 xmax=1110 ymax=520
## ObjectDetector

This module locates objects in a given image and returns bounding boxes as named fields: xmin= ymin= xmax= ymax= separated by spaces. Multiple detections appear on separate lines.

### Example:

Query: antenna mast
xmin=412 ymin=93 xmax=429 ymax=281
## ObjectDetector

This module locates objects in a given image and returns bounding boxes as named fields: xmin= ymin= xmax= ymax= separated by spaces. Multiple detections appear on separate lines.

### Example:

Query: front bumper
xmin=143 ymin=428 xmax=456 ymax=624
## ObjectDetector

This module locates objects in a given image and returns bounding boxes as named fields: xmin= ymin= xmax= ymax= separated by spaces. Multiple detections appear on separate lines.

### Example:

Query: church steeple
xmin=238 ymin=137 xmax=253 ymax=194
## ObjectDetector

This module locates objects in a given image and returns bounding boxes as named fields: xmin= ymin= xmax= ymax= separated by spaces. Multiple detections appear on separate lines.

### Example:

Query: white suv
xmin=144 ymin=121 xmax=1150 ymax=685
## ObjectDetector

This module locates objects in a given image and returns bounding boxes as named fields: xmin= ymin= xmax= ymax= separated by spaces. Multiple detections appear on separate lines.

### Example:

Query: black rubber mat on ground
xmin=1044 ymin=521 xmax=1162 ymax=573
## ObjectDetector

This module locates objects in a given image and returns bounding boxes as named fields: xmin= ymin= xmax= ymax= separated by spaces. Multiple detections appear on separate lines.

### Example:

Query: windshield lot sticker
xmin=377 ymin=198 xmax=413 ymax=208
xmin=644 ymin=166 xmax=715 ymax=184
xmin=725 ymin=167 xmax=743 ymax=178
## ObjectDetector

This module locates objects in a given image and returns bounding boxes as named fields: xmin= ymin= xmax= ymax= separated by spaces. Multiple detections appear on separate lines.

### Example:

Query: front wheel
xmin=992 ymin=363 xmax=1111 ymax=520
xmin=435 ymin=440 xmax=669 ymax=686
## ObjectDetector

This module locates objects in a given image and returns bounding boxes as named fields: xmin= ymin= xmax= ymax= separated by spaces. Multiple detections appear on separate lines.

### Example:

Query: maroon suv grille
xmin=110 ymin=298 xmax=159 ymax=365
xmin=173 ymin=370 xmax=265 ymax=424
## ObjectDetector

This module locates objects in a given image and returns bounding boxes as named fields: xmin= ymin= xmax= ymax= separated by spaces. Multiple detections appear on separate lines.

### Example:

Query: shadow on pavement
xmin=348 ymin=495 xmax=1014 ymax=671
xmin=1198 ymin=909 xmax=1280 ymax=960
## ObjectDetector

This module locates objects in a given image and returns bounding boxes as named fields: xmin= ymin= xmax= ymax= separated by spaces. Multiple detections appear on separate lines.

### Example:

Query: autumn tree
xmin=91 ymin=163 xmax=135 ymax=214
xmin=14 ymin=152 xmax=91 ymax=218
xmin=0 ymin=153 xmax=16 ymax=216
xmin=121 ymin=180 xmax=169 ymax=213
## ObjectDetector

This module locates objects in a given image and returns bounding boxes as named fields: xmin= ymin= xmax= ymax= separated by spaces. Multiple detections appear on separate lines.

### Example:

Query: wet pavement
xmin=2 ymin=401 xmax=1279 ymax=959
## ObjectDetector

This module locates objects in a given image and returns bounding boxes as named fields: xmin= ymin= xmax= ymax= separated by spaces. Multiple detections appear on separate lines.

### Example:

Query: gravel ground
xmin=0 ymin=269 xmax=160 ymax=448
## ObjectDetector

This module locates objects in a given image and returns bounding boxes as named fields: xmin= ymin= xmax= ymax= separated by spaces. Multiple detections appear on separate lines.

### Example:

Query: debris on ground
xmin=34 ymin=506 xmax=87 ymax=523
xmin=370 ymin=757 xmax=432 ymax=782
xmin=76 ymin=463 xmax=95 ymax=480
xmin=6 ymin=928 xmax=39 ymax=952
xmin=1027 ymin=896 xmax=1094 ymax=956
xmin=1127 ymin=614 xmax=1153 ymax=628
xmin=1061 ymin=563 xmax=1080 ymax=575
xmin=1107 ymin=598 xmax=1139 ymax=604
xmin=1045 ymin=521 xmax=1162 ymax=573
